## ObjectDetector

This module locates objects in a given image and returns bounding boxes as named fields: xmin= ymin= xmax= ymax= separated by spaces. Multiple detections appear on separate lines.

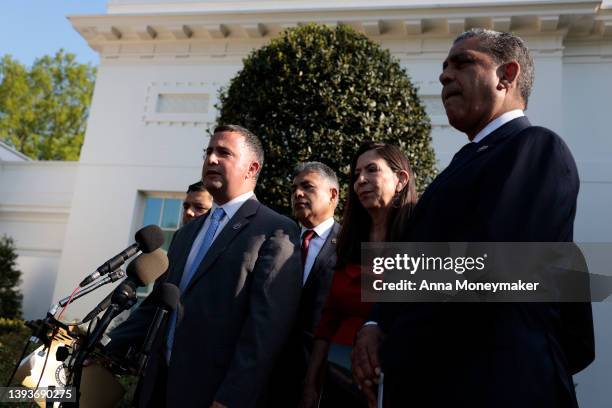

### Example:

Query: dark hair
xmin=186 ymin=181 xmax=207 ymax=194
xmin=292 ymin=161 xmax=339 ymax=191
xmin=336 ymin=142 xmax=417 ymax=266
xmin=454 ymin=28 xmax=534 ymax=108
xmin=213 ymin=124 xmax=265 ymax=178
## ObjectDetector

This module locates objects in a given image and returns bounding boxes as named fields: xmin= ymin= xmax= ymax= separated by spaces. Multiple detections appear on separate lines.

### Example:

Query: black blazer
xmin=107 ymin=198 xmax=302 ymax=408
xmin=300 ymin=221 xmax=341 ymax=335
xmin=374 ymin=117 xmax=594 ymax=407
xmin=261 ymin=221 xmax=340 ymax=408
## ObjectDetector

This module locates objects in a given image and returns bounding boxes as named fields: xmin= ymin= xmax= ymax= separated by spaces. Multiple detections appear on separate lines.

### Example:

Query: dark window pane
xmin=161 ymin=199 xmax=181 ymax=229
xmin=162 ymin=230 xmax=175 ymax=251
xmin=143 ymin=197 xmax=162 ymax=226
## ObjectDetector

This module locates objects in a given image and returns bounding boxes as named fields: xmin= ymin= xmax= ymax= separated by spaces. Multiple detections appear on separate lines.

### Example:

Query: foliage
xmin=216 ymin=24 xmax=436 ymax=216
xmin=118 ymin=375 xmax=139 ymax=407
xmin=0 ymin=50 xmax=96 ymax=160
xmin=0 ymin=236 xmax=22 ymax=319
xmin=0 ymin=318 xmax=30 ymax=391
xmin=0 ymin=316 xmax=26 ymax=335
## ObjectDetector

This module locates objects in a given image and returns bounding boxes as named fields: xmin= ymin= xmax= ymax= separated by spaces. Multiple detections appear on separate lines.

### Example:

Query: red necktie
xmin=301 ymin=229 xmax=316 ymax=268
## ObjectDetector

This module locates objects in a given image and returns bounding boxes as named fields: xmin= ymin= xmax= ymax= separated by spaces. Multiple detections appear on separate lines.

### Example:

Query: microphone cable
xmin=4 ymin=336 xmax=33 ymax=387
xmin=28 ymin=342 xmax=51 ymax=408
xmin=57 ymin=285 xmax=81 ymax=320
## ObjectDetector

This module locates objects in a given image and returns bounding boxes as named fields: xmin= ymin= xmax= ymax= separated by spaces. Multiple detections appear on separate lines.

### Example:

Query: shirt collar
xmin=211 ymin=191 xmax=254 ymax=221
xmin=472 ymin=109 xmax=524 ymax=144
xmin=301 ymin=217 xmax=335 ymax=240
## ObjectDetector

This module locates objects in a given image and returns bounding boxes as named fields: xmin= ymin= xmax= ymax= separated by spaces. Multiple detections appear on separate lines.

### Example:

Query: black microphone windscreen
xmin=154 ymin=283 xmax=180 ymax=311
xmin=135 ymin=225 xmax=165 ymax=253
xmin=126 ymin=249 xmax=169 ymax=286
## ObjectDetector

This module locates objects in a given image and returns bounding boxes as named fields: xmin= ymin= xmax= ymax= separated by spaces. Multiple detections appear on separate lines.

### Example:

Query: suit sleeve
xmin=477 ymin=127 xmax=578 ymax=242
xmin=214 ymin=219 xmax=303 ymax=406
xmin=313 ymin=272 xmax=344 ymax=342
xmin=476 ymin=127 xmax=594 ymax=371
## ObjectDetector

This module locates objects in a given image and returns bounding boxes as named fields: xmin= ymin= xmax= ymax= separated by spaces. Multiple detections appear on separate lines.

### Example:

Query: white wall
xmin=52 ymin=60 xmax=245 ymax=317
xmin=561 ymin=49 xmax=612 ymax=408
xmin=0 ymin=162 xmax=78 ymax=319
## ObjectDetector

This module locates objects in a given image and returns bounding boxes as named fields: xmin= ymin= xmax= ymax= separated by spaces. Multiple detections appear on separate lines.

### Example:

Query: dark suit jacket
xmin=373 ymin=117 xmax=595 ymax=407
xmin=300 ymin=221 xmax=341 ymax=335
xmin=107 ymin=197 xmax=302 ymax=408
xmin=261 ymin=221 xmax=340 ymax=408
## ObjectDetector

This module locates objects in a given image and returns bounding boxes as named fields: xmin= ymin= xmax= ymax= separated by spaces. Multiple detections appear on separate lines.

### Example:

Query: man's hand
xmin=351 ymin=324 xmax=383 ymax=406
xmin=298 ymin=384 xmax=320 ymax=408
xmin=209 ymin=402 xmax=228 ymax=408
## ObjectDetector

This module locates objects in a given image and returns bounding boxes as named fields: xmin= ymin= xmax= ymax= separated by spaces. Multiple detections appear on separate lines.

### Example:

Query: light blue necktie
xmin=166 ymin=207 xmax=226 ymax=362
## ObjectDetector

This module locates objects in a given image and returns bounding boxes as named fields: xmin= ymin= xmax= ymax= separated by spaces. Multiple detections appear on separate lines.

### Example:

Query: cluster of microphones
xmin=16 ymin=225 xmax=179 ymax=407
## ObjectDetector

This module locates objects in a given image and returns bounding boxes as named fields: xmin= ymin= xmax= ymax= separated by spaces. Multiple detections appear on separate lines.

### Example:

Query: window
xmin=142 ymin=196 xmax=182 ymax=251
xmin=143 ymin=82 xmax=216 ymax=125
xmin=156 ymin=93 xmax=209 ymax=114
xmin=137 ymin=195 xmax=183 ymax=298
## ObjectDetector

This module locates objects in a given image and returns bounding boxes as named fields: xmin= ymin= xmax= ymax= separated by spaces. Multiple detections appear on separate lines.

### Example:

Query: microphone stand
xmin=136 ymin=307 xmax=169 ymax=377
xmin=56 ymin=269 xmax=126 ymax=309
xmin=134 ymin=283 xmax=180 ymax=377
xmin=62 ymin=281 xmax=138 ymax=407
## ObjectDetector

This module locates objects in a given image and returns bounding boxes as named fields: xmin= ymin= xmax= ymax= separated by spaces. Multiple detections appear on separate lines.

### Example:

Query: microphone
xmin=68 ymin=249 xmax=168 ymax=398
xmin=137 ymin=283 xmax=180 ymax=375
xmin=82 ymin=249 xmax=169 ymax=322
xmin=79 ymin=225 xmax=164 ymax=287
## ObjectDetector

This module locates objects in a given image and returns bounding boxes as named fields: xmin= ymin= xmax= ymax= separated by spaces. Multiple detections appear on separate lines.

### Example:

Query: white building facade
xmin=0 ymin=0 xmax=611 ymax=405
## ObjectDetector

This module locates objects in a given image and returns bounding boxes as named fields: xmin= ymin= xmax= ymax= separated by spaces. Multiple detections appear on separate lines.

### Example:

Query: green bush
xmin=0 ymin=318 xmax=30 ymax=387
xmin=217 ymin=23 xmax=436 ymax=216
xmin=0 ymin=235 xmax=22 ymax=318
xmin=0 ymin=316 xmax=26 ymax=335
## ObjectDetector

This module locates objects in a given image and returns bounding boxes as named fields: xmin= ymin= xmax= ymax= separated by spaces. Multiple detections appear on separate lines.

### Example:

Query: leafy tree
xmin=0 ymin=236 xmax=22 ymax=318
xmin=216 ymin=24 xmax=436 ymax=216
xmin=0 ymin=50 xmax=96 ymax=160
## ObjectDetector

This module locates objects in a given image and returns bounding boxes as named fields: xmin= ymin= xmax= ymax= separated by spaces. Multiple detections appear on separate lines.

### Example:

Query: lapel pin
xmin=477 ymin=145 xmax=489 ymax=152
xmin=232 ymin=223 xmax=242 ymax=230
xmin=331 ymin=238 xmax=337 ymax=244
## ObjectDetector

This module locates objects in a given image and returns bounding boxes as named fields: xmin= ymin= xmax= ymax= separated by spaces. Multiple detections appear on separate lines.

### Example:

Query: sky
xmin=0 ymin=0 xmax=108 ymax=67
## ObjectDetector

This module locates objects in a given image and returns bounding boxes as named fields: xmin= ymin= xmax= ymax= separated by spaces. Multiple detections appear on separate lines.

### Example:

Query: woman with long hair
xmin=299 ymin=141 xmax=417 ymax=408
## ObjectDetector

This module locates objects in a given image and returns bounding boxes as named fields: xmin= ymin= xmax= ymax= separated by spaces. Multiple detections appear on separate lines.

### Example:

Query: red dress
xmin=314 ymin=264 xmax=373 ymax=346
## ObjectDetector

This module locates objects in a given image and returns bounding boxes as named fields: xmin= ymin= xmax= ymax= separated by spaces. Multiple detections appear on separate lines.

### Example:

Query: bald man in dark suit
xmin=352 ymin=29 xmax=594 ymax=408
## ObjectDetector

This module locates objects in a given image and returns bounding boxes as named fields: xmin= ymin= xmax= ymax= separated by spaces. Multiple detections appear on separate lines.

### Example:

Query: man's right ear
xmin=330 ymin=187 xmax=339 ymax=202
xmin=498 ymin=60 xmax=520 ymax=90
xmin=247 ymin=161 xmax=261 ymax=180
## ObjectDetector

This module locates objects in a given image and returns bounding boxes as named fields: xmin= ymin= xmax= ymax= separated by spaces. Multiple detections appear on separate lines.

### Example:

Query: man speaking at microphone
xmin=106 ymin=124 xmax=302 ymax=408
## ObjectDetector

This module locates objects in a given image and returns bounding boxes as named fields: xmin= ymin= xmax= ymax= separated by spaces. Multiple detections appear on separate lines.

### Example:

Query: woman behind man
xmin=299 ymin=142 xmax=417 ymax=408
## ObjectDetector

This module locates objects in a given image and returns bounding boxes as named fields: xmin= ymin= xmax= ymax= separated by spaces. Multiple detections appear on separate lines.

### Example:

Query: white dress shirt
xmin=300 ymin=217 xmax=335 ymax=285
xmin=183 ymin=191 xmax=255 ymax=277
xmin=472 ymin=109 xmax=524 ymax=143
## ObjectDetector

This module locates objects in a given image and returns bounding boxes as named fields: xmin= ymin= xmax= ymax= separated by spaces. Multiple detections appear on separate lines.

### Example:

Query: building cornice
xmin=0 ymin=140 xmax=31 ymax=161
xmin=70 ymin=0 xmax=611 ymax=60
xmin=105 ymin=0 xmax=601 ymax=15
xmin=0 ymin=204 xmax=71 ymax=224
